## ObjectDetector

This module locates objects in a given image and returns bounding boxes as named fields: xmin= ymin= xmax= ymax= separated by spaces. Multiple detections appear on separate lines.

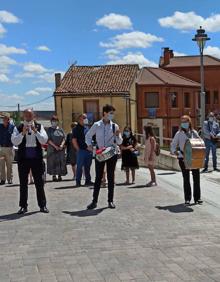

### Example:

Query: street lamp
xmin=192 ymin=26 xmax=210 ymax=126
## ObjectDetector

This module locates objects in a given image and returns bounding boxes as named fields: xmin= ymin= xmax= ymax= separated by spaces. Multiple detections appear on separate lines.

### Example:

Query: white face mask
xmin=51 ymin=121 xmax=58 ymax=127
xmin=83 ymin=118 xmax=89 ymax=125
xmin=107 ymin=113 xmax=114 ymax=121
xmin=209 ymin=117 xmax=214 ymax=122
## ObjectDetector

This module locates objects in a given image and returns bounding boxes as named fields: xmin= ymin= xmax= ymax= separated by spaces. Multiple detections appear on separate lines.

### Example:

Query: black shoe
xmin=87 ymin=201 xmax=97 ymax=210
xmin=214 ymin=168 xmax=220 ymax=172
xmin=184 ymin=201 xmax=190 ymax=206
xmin=201 ymin=168 xmax=208 ymax=173
xmin=108 ymin=202 xmax=116 ymax=209
xmin=8 ymin=180 xmax=13 ymax=185
xmin=52 ymin=176 xmax=58 ymax=182
xmin=195 ymin=199 xmax=203 ymax=205
xmin=75 ymin=183 xmax=81 ymax=188
xmin=58 ymin=175 xmax=62 ymax=181
xmin=40 ymin=207 xmax=49 ymax=213
xmin=0 ymin=180 xmax=5 ymax=185
xmin=84 ymin=181 xmax=94 ymax=186
xmin=17 ymin=207 xmax=28 ymax=214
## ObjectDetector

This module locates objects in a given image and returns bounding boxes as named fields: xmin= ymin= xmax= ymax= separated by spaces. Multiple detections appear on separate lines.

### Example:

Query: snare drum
xmin=184 ymin=138 xmax=206 ymax=169
xmin=96 ymin=146 xmax=116 ymax=162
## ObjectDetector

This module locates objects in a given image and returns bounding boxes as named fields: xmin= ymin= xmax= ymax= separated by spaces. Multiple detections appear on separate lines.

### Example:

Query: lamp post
xmin=192 ymin=26 xmax=210 ymax=126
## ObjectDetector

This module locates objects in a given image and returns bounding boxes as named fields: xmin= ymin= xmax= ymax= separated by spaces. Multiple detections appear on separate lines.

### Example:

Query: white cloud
xmin=107 ymin=52 xmax=157 ymax=67
xmin=100 ymin=31 xmax=163 ymax=49
xmin=36 ymin=45 xmax=51 ymax=52
xmin=204 ymin=46 xmax=220 ymax=59
xmin=35 ymin=87 xmax=53 ymax=92
xmin=0 ymin=56 xmax=17 ymax=73
xmin=0 ymin=10 xmax=20 ymax=24
xmin=23 ymin=62 xmax=48 ymax=74
xmin=25 ymin=90 xmax=40 ymax=96
xmin=173 ymin=51 xmax=187 ymax=56
xmin=0 ymin=44 xmax=26 ymax=55
xmin=105 ymin=49 xmax=120 ymax=60
xmin=0 ymin=74 xmax=10 ymax=82
xmin=0 ymin=23 xmax=6 ymax=37
xmin=96 ymin=13 xmax=132 ymax=30
xmin=159 ymin=11 xmax=220 ymax=32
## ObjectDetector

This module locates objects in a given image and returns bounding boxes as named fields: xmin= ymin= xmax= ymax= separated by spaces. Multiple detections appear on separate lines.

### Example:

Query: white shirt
xmin=170 ymin=129 xmax=200 ymax=158
xmin=11 ymin=123 xmax=48 ymax=147
xmin=86 ymin=119 xmax=122 ymax=149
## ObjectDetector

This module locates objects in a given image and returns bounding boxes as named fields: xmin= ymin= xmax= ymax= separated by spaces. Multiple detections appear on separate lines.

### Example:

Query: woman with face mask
xmin=121 ymin=126 xmax=139 ymax=184
xmin=47 ymin=115 xmax=67 ymax=181
xmin=170 ymin=115 xmax=203 ymax=205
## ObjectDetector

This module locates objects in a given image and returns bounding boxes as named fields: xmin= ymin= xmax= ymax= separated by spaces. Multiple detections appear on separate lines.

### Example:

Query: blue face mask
xmin=107 ymin=113 xmax=114 ymax=121
xmin=181 ymin=122 xmax=189 ymax=130
xmin=124 ymin=131 xmax=130 ymax=138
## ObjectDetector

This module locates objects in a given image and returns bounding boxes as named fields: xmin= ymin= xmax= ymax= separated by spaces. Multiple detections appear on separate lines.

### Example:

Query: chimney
xmin=169 ymin=49 xmax=174 ymax=58
xmin=163 ymin=47 xmax=171 ymax=66
xmin=55 ymin=73 xmax=61 ymax=88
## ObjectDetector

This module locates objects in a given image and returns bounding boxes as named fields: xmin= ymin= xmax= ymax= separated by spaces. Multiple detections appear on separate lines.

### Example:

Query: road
xmin=0 ymin=161 xmax=220 ymax=282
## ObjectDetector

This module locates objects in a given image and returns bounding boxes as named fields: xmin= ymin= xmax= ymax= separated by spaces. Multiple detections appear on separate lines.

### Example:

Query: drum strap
xmin=112 ymin=123 xmax=116 ymax=144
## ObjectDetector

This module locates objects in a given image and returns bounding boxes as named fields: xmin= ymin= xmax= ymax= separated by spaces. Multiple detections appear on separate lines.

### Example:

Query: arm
xmin=170 ymin=132 xmax=179 ymax=155
xmin=115 ymin=124 xmax=123 ymax=145
xmin=35 ymin=125 xmax=48 ymax=145
xmin=149 ymin=137 xmax=156 ymax=160
xmin=85 ymin=123 xmax=97 ymax=148
xmin=72 ymin=138 xmax=80 ymax=151
xmin=202 ymin=121 xmax=211 ymax=139
xmin=11 ymin=126 xmax=24 ymax=146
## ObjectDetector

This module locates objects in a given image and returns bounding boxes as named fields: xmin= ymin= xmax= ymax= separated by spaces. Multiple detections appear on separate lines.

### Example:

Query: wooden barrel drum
xmin=184 ymin=138 xmax=206 ymax=169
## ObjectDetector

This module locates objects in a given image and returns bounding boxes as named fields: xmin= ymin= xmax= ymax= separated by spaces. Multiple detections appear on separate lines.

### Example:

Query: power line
xmin=1 ymin=95 xmax=54 ymax=109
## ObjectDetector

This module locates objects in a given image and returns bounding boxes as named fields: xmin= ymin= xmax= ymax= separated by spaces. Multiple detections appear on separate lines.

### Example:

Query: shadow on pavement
xmin=116 ymin=182 xmax=131 ymax=186
xmin=155 ymin=204 xmax=194 ymax=213
xmin=0 ymin=211 xmax=39 ymax=222
xmin=128 ymin=185 xmax=149 ymax=189
xmin=62 ymin=207 xmax=108 ymax=217
xmin=157 ymin=172 xmax=177 ymax=176
xmin=54 ymin=186 xmax=75 ymax=190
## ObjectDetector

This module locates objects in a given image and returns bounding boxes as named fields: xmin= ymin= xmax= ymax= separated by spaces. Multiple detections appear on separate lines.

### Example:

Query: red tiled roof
xmin=160 ymin=55 xmax=220 ymax=68
xmin=54 ymin=64 xmax=139 ymax=95
xmin=137 ymin=67 xmax=200 ymax=87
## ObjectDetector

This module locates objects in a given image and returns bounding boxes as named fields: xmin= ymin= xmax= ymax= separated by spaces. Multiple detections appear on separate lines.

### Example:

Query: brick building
xmin=160 ymin=47 xmax=220 ymax=116
xmin=136 ymin=67 xmax=200 ymax=142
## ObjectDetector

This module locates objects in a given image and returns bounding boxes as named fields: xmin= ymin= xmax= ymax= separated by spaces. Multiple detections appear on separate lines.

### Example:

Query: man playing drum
xmin=86 ymin=104 xmax=122 ymax=209
xmin=170 ymin=115 xmax=203 ymax=206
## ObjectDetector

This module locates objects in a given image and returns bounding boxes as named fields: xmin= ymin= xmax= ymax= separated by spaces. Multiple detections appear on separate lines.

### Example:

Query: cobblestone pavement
xmin=1 ymin=163 xmax=220 ymax=282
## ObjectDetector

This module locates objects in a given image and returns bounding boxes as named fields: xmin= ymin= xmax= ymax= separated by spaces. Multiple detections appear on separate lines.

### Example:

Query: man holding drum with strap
xmin=86 ymin=104 xmax=122 ymax=209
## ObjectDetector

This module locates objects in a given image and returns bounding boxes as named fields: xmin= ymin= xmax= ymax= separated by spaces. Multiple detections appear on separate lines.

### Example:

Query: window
xmin=205 ymin=91 xmax=210 ymax=104
xmin=214 ymin=91 xmax=219 ymax=104
xmin=144 ymin=92 xmax=159 ymax=108
xmin=170 ymin=92 xmax=178 ymax=108
xmin=184 ymin=92 xmax=190 ymax=108
xmin=172 ymin=126 xmax=179 ymax=138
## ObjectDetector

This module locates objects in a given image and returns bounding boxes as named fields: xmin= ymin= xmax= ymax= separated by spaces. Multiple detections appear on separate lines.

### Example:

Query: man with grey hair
xmin=202 ymin=112 xmax=220 ymax=172
xmin=11 ymin=109 xmax=49 ymax=214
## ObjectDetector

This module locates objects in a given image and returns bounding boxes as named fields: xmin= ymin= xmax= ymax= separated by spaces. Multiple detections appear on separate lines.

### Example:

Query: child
xmin=121 ymin=127 xmax=139 ymax=184
xmin=144 ymin=125 xmax=157 ymax=187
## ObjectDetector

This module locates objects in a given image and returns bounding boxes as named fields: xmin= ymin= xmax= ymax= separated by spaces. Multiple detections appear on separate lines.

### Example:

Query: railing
xmin=134 ymin=133 xmax=172 ymax=150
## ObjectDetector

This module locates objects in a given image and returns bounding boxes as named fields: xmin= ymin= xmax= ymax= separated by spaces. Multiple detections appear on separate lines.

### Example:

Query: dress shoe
xmin=17 ymin=207 xmax=28 ymax=214
xmin=40 ymin=207 xmax=49 ymax=213
xmin=75 ymin=183 xmax=81 ymax=188
xmin=58 ymin=175 xmax=62 ymax=181
xmin=201 ymin=168 xmax=208 ymax=173
xmin=52 ymin=176 xmax=58 ymax=182
xmin=195 ymin=199 xmax=203 ymax=205
xmin=108 ymin=202 xmax=116 ymax=209
xmin=0 ymin=180 xmax=5 ymax=185
xmin=87 ymin=201 xmax=97 ymax=210
xmin=184 ymin=201 xmax=190 ymax=206
xmin=84 ymin=181 xmax=94 ymax=187
xmin=214 ymin=168 xmax=220 ymax=172
xmin=8 ymin=180 xmax=13 ymax=185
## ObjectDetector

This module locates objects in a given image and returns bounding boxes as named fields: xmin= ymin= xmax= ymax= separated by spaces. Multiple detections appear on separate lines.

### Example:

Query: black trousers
xmin=178 ymin=158 xmax=201 ymax=202
xmin=18 ymin=159 xmax=47 ymax=208
xmin=93 ymin=155 xmax=117 ymax=203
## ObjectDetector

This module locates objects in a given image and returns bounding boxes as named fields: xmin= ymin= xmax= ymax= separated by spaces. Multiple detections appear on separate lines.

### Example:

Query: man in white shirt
xmin=11 ymin=109 xmax=49 ymax=214
xmin=86 ymin=104 xmax=122 ymax=209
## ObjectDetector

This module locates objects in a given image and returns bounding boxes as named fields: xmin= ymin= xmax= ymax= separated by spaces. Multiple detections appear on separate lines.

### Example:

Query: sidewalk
xmin=0 ymin=163 xmax=220 ymax=281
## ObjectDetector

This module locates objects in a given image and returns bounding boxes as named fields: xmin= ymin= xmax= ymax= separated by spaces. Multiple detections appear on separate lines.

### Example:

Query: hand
xmin=54 ymin=145 xmax=60 ymax=151
xmin=31 ymin=125 xmax=37 ymax=133
xmin=115 ymin=130 xmax=120 ymax=137
xmin=87 ymin=145 xmax=93 ymax=152
xmin=22 ymin=126 xmax=28 ymax=135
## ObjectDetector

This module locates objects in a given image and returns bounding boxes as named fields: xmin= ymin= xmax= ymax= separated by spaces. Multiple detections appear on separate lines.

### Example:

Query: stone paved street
xmin=1 ymin=162 xmax=220 ymax=282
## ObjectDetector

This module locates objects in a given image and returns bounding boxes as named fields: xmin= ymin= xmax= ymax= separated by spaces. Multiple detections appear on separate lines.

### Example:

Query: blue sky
xmin=1 ymin=0 xmax=220 ymax=110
